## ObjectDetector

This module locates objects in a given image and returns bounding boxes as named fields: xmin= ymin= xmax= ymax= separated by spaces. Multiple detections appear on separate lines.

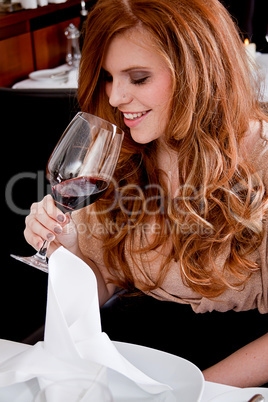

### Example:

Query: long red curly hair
xmin=77 ymin=0 xmax=268 ymax=298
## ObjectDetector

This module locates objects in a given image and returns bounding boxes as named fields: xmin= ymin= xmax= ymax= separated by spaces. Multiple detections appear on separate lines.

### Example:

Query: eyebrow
xmin=102 ymin=66 xmax=151 ymax=74
xmin=121 ymin=67 xmax=151 ymax=73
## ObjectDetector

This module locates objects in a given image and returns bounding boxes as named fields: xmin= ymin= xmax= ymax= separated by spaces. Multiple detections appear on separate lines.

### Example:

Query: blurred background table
xmin=0 ymin=0 xmax=95 ymax=88
xmin=12 ymin=63 xmax=78 ymax=88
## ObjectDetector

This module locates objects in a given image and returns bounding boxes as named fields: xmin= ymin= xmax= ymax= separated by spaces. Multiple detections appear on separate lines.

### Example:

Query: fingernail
xmin=47 ymin=233 xmax=55 ymax=241
xmin=54 ymin=226 xmax=62 ymax=235
xmin=57 ymin=214 xmax=65 ymax=223
xmin=37 ymin=241 xmax=43 ymax=250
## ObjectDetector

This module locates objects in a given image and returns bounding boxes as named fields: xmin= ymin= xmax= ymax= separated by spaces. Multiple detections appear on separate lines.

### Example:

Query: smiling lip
xmin=121 ymin=110 xmax=150 ymax=128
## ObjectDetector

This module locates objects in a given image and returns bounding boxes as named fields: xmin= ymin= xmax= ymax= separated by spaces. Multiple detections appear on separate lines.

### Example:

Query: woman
xmin=24 ymin=0 xmax=268 ymax=387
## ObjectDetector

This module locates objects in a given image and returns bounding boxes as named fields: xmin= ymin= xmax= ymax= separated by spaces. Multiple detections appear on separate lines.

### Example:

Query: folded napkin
xmin=0 ymin=247 xmax=171 ymax=395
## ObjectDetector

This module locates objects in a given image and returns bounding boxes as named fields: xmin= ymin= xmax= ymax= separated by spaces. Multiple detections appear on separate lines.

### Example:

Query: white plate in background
xmin=29 ymin=69 xmax=70 ymax=82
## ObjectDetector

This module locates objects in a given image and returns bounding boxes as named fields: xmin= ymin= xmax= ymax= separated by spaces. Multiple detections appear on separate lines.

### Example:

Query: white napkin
xmin=0 ymin=247 xmax=171 ymax=395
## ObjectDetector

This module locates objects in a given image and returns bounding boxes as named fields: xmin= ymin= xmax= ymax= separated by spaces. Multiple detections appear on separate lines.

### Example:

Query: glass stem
xmin=35 ymin=240 xmax=49 ymax=262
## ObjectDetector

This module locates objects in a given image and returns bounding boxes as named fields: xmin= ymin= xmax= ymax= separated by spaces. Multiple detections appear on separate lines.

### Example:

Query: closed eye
xmin=130 ymin=76 xmax=149 ymax=85
xmin=102 ymin=68 xmax=151 ymax=85
xmin=129 ymin=70 xmax=151 ymax=85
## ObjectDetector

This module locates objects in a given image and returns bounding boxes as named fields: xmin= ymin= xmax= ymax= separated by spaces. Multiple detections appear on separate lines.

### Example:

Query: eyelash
xmin=130 ymin=77 xmax=149 ymax=85
xmin=103 ymin=74 xmax=149 ymax=86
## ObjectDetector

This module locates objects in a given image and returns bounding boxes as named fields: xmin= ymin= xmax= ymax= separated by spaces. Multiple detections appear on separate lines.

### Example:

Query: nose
xmin=107 ymin=80 xmax=132 ymax=107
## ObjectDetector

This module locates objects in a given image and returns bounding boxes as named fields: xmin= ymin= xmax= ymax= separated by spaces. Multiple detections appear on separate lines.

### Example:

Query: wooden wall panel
xmin=32 ymin=17 xmax=80 ymax=70
xmin=0 ymin=33 xmax=35 ymax=87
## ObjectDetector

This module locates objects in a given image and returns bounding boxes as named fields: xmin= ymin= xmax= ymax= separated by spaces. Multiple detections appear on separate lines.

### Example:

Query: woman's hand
xmin=24 ymin=194 xmax=79 ymax=257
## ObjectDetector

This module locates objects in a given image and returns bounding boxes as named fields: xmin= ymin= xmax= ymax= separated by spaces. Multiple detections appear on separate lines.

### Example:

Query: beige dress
xmin=73 ymin=121 xmax=268 ymax=314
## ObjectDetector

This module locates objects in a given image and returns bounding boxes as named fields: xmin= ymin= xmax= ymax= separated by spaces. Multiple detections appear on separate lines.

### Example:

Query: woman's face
xmin=102 ymin=28 xmax=173 ymax=144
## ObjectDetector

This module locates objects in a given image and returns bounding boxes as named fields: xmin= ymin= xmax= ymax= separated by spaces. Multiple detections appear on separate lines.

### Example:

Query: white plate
xmin=29 ymin=69 xmax=69 ymax=82
xmin=209 ymin=387 xmax=268 ymax=401
xmin=110 ymin=342 xmax=204 ymax=401
xmin=0 ymin=342 xmax=204 ymax=401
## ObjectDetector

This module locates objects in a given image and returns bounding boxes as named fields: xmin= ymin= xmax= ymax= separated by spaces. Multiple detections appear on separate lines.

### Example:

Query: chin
xmin=130 ymin=130 xmax=159 ymax=145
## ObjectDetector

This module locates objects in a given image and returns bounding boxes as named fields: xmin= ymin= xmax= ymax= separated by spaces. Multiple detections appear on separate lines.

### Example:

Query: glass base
xmin=10 ymin=253 xmax=48 ymax=273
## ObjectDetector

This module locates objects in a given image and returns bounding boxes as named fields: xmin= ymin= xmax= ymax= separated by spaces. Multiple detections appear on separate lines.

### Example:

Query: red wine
xmin=52 ymin=176 xmax=108 ymax=213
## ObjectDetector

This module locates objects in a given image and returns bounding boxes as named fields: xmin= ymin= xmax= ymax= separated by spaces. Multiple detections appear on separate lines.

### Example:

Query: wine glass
xmin=11 ymin=112 xmax=124 ymax=273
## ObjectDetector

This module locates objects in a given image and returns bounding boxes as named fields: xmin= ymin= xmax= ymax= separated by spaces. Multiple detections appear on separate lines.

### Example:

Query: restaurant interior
xmin=0 ymin=0 xmax=267 ymax=399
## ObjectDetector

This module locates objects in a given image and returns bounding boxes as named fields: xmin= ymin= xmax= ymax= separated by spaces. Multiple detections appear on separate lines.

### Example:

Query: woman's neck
xmin=156 ymin=139 xmax=179 ymax=197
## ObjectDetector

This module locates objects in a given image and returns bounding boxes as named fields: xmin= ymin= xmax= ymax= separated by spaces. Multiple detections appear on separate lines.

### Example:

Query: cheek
xmin=150 ymin=79 xmax=173 ymax=109
xmin=161 ymin=80 xmax=173 ymax=105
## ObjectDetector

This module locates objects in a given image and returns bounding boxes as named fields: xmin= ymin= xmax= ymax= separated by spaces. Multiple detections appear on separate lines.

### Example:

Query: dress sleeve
xmin=72 ymin=206 xmax=117 ymax=283
xmin=254 ymin=121 xmax=268 ymax=312
xmin=259 ymin=120 xmax=268 ymax=190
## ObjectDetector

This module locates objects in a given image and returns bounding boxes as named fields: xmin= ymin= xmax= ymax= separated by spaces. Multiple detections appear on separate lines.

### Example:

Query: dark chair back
xmin=1 ymin=88 xmax=79 ymax=342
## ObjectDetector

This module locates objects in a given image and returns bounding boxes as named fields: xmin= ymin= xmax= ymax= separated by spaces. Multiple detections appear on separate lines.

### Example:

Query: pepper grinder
xmin=64 ymin=23 xmax=81 ymax=67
